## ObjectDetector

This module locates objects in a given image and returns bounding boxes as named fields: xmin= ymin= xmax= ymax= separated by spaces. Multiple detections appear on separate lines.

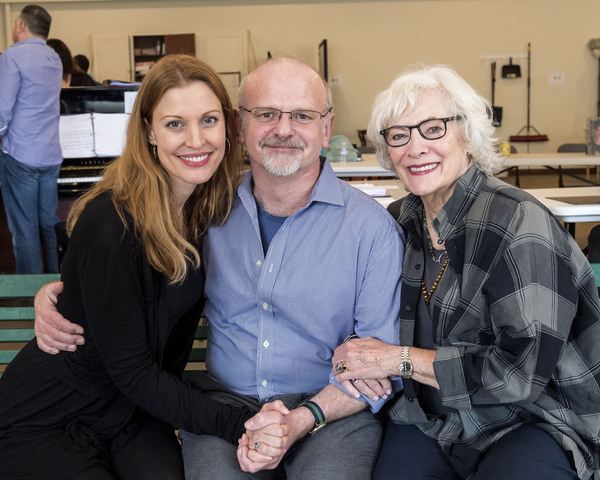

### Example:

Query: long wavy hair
xmin=368 ymin=65 xmax=502 ymax=176
xmin=67 ymin=54 xmax=240 ymax=283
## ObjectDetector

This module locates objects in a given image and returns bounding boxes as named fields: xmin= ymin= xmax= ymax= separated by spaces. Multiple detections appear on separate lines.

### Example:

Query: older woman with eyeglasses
xmin=332 ymin=65 xmax=600 ymax=480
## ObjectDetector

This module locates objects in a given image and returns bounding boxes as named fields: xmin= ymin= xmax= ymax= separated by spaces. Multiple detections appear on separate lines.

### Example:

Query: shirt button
xmin=405 ymin=305 xmax=412 ymax=312
xmin=262 ymin=303 xmax=269 ymax=310
xmin=262 ymin=380 xmax=268 ymax=387
xmin=256 ymin=260 xmax=262 ymax=267
xmin=415 ymin=264 xmax=421 ymax=270
xmin=263 ymin=340 xmax=270 ymax=348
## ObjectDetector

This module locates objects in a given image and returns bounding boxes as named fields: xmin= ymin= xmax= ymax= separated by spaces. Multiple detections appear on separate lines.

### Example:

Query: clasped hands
xmin=236 ymin=400 xmax=296 ymax=473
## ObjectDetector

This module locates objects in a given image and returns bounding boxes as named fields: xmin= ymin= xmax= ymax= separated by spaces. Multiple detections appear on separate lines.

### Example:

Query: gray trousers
xmin=180 ymin=372 xmax=382 ymax=480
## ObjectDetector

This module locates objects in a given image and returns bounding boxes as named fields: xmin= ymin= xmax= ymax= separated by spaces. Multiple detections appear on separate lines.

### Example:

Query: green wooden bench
xmin=0 ymin=274 xmax=207 ymax=378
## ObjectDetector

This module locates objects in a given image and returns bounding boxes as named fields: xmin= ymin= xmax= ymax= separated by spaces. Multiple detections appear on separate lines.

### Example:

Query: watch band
xmin=399 ymin=345 xmax=413 ymax=379
xmin=301 ymin=400 xmax=327 ymax=434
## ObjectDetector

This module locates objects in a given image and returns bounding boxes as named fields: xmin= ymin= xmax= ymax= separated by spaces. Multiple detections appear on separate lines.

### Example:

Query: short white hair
xmin=367 ymin=65 xmax=502 ymax=176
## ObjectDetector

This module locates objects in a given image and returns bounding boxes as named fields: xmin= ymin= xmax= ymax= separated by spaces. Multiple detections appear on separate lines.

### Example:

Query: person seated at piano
xmin=0 ymin=54 xmax=283 ymax=480
xmin=332 ymin=65 xmax=600 ymax=480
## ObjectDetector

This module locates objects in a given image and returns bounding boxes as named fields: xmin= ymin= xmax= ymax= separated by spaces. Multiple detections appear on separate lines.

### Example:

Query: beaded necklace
xmin=421 ymin=211 xmax=448 ymax=305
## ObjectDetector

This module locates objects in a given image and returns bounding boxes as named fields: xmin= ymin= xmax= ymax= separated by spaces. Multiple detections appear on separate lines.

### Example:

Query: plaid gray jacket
xmin=387 ymin=165 xmax=600 ymax=480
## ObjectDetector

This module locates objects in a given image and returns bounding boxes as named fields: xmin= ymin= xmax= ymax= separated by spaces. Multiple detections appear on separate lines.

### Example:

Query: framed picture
xmin=587 ymin=118 xmax=600 ymax=155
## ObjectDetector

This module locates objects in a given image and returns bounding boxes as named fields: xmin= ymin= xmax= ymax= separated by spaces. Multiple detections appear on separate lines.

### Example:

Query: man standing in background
xmin=0 ymin=4 xmax=63 ymax=273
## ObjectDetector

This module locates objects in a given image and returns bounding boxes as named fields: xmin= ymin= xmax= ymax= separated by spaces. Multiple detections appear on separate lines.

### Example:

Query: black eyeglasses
xmin=379 ymin=116 xmax=462 ymax=147
xmin=239 ymin=106 xmax=332 ymax=126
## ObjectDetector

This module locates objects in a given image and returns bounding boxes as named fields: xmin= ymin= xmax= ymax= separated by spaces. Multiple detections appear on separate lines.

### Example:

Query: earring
xmin=226 ymin=137 xmax=231 ymax=153
xmin=152 ymin=144 xmax=157 ymax=159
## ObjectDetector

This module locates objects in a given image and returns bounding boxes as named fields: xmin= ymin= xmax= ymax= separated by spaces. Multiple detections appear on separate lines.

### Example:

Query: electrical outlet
xmin=548 ymin=71 xmax=566 ymax=85
xmin=329 ymin=75 xmax=342 ymax=86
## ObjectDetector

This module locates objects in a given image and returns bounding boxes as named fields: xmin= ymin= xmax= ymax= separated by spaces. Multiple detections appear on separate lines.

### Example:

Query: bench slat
xmin=0 ymin=274 xmax=60 ymax=298
xmin=0 ymin=307 xmax=36 ymax=321
xmin=0 ymin=274 xmax=207 ymax=379
xmin=0 ymin=328 xmax=35 ymax=342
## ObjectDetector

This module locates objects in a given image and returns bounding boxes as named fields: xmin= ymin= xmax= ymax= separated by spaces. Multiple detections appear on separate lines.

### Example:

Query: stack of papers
xmin=352 ymin=183 xmax=388 ymax=197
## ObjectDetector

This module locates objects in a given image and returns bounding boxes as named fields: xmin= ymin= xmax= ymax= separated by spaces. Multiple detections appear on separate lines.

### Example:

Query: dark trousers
xmin=373 ymin=421 xmax=578 ymax=480
xmin=70 ymin=417 xmax=184 ymax=480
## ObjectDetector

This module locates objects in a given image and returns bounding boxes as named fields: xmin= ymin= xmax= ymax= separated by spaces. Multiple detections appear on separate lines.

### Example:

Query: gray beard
xmin=262 ymin=150 xmax=303 ymax=177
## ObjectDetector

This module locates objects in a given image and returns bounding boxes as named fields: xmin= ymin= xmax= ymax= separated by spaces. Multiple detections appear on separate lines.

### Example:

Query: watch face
xmin=399 ymin=361 xmax=413 ymax=378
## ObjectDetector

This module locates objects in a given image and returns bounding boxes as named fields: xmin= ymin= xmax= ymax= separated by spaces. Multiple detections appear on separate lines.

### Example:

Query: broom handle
xmin=527 ymin=43 xmax=531 ymax=134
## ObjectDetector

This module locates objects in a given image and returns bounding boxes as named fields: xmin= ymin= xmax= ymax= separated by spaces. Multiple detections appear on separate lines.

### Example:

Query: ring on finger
xmin=334 ymin=360 xmax=349 ymax=374
xmin=254 ymin=441 xmax=261 ymax=449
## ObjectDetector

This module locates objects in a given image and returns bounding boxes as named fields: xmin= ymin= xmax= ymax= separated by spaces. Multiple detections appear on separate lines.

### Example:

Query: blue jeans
xmin=0 ymin=153 xmax=60 ymax=273
xmin=180 ymin=372 xmax=382 ymax=480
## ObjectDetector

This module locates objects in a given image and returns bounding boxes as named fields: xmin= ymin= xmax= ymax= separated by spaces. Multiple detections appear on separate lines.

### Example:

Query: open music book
xmin=59 ymin=113 xmax=129 ymax=158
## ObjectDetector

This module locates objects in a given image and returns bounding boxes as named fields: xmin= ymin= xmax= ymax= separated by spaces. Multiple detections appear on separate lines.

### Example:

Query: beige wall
xmin=2 ymin=0 xmax=599 ymax=151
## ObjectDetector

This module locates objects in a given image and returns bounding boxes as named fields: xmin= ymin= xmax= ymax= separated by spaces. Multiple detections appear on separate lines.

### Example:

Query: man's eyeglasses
xmin=379 ymin=116 xmax=462 ymax=147
xmin=239 ymin=106 xmax=332 ymax=126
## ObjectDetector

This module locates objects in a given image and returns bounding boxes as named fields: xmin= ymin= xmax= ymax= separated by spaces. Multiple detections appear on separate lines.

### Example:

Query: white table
xmin=331 ymin=154 xmax=396 ymax=178
xmin=336 ymin=153 xmax=600 ymax=182
xmin=347 ymin=179 xmax=408 ymax=207
xmin=501 ymin=153 xmax=600 ymax=187
xmin=524 ymin=186 xmax=600 ymax=235
xmin=501 ymin=153 xmax=600 ymax=168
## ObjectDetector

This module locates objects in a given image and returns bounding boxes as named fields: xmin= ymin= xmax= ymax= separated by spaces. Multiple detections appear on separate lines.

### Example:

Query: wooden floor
xmin=0 ymin=168 xmax=596 ymax=273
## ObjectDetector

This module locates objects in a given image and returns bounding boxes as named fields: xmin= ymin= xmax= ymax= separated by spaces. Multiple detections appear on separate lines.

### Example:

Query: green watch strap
xmin=301 ymin=400 xmax=326 ymax=425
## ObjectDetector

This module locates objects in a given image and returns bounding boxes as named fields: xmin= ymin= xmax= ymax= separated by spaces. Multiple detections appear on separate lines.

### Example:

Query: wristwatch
xmin=301 ymin=400 xmax=328 ymax=435
xmin=398 ymin=346 xmax=413 ymax=379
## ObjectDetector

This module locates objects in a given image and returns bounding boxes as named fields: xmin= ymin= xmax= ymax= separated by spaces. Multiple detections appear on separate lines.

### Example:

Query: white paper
xmin=59 ymin=114 xmax=96 ymax=158
xmin=351 ymin=183 xmax=388 ymax=197
xmin=124 ymin=91 xmax=138 ymax=114
xmin=92 ymin=113 xmax=129 ymax=156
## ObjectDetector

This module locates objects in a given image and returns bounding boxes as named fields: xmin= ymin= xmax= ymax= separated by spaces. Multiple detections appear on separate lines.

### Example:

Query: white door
xmin=92 ymin=34 xmax=132 ymax=83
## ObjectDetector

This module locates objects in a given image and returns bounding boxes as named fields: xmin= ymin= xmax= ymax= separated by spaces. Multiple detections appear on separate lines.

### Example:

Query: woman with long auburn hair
xmin=0 ymin=54 xmax=259 ymax=480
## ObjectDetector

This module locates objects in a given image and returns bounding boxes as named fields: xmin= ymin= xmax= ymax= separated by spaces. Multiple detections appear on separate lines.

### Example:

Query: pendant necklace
xmin=421 ymin=210 xmax=448 ymax=305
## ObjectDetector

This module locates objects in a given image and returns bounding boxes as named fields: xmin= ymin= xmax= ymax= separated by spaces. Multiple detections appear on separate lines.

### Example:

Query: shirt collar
xmin=12 ymin=37 xmax=47 ymax=48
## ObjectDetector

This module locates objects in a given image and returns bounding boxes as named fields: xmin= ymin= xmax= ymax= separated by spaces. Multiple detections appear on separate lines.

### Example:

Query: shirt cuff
xmin=328 ymin=371 xmax=403 ymax=413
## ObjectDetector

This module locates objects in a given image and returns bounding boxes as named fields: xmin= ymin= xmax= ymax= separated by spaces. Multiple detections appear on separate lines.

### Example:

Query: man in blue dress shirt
xmin=33 ymin=56 xmax=405 ymax=479
xmin=0 ymin=4 xmax=63 ymax=273
xmin=177 ymin=56 xmax=405 ymax=479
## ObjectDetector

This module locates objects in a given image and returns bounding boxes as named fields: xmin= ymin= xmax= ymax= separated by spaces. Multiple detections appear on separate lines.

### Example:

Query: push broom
xmin=509 ymin=43 xmax=548 ymax=147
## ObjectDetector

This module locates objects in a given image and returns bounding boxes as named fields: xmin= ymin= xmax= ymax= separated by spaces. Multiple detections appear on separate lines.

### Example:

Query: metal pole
xmin=597 ymin=56 xmax=600 ymax=118
xmin=527 ymin=43 xmax=531 ymax=134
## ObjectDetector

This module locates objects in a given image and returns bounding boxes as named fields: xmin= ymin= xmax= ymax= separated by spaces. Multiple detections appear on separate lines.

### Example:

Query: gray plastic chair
xmin=557 ymin=143 xmax=589 ymax=186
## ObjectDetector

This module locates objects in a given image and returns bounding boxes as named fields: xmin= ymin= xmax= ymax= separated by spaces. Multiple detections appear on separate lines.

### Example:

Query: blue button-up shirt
xmin=203 ymin=159 xmax=404 ymax=411
xmin=0 ymin=38 xmax=63 ymax=166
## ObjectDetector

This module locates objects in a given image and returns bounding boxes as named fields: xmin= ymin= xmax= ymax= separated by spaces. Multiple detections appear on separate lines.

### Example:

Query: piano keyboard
xmin=57 ymin=176 xmax=103 ymax=184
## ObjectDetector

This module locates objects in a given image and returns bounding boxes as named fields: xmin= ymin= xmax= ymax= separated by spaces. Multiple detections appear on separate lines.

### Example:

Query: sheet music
xmin=59 ymin=114 xmax=95 ymax=158
xmin=92 ymin=113 xmax=129 ymax=157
